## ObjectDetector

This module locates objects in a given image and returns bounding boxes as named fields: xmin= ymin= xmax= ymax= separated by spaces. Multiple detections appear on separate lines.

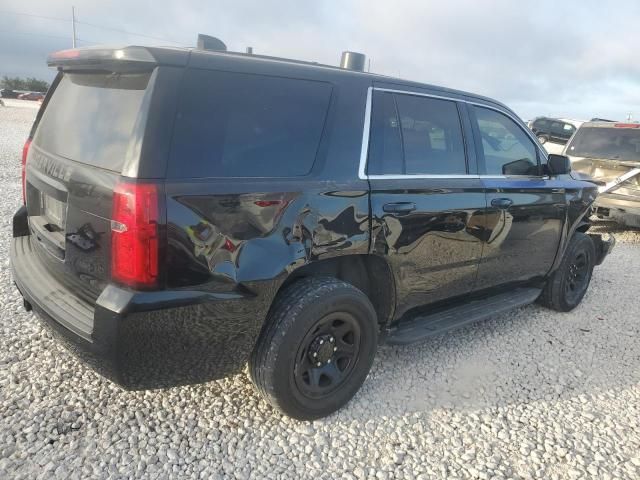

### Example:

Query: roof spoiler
xmin=47 ymin=46 xmax=187 ymax=71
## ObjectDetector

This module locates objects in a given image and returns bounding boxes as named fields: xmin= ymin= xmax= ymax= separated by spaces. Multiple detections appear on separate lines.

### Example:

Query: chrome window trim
xmin=358 ymin=86 xmax=373 ymax=180
xmin=367 ymin=174 xmax=548 ymax=181
xmin=359 ymin=87 xmax=548 ymax=181
xmin=368 ymin=174 xmax=477 ymax=180
xmin=374 ymin=87 xmax=466 ymax=104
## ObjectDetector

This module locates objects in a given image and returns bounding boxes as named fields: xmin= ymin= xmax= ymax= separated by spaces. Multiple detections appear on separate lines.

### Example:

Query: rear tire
xmin=538 ymin=232 xmax=595 ymax=312
xmin=249 ymin=277 xmax=378 ymax=420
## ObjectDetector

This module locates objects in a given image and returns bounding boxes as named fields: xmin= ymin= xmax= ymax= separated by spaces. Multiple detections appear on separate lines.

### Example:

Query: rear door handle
xmin=491 ymin=198 xmax=513 ymax=209
xmin=383 ymin=202 xmax=416 ymax=215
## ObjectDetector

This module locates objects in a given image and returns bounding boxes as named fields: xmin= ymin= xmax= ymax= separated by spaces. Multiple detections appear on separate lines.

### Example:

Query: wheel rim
xmin=293 ymin=312 xmax=361 ymax=399
xmin=537 ymin=135 xmax=546 ymax=144
xmin=565 ymin=251 xmax=590 ymax=303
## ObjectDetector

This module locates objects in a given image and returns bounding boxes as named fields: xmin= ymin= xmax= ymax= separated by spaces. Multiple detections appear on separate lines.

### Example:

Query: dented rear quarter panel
xmin=163 ymin=67 xmax=373 ymax=322
xmin=164 ymin=179 xmax=371 ymax=292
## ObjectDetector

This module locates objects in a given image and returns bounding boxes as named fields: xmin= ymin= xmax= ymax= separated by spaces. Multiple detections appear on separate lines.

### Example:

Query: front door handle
xmin=491 ymin=198 xmax=513 ymax=209
xmin=383 ymin=202 xmax=416 ymax=215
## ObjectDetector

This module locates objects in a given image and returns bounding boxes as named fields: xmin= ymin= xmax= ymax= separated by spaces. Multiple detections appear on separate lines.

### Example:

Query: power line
xmin=0 ymin=30 xmax=95 ymax=44
xmin=76 ymin=20 xmax=189 ymax=45
xmin=0 ymin=10 xmax=68 ymax=22
xmin=0 ymin=9 xmax=190 ymax=46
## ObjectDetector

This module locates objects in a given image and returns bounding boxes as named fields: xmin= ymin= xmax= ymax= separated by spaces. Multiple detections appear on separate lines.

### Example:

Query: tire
xmin=537 ymin=134 xmax=548 ymax=145
xmin=538 ymin=232 xmax=596 ymax=312
xmin=249 ymin=277 xmax=378 ymax=420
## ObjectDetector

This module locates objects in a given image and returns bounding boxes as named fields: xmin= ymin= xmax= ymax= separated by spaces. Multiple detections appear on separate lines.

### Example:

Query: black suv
xmin=11 ymin=46 xmax=614 ymax=420
xmin=1 ymin=88 xmax=19 ymax=99
xmin=529 ymin=117 xmax=577 ymax=145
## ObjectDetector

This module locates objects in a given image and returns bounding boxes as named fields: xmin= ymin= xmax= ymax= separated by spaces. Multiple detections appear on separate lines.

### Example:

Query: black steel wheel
xmin=564 ymin=250 xmax=590 ymax=305
xmin=249 ymin=277 xmax=378 ymax=420
xmin=294 ymin=312 xmax=361 ymax=399
xmin=538 ymin=232 xmax=595 ymax=312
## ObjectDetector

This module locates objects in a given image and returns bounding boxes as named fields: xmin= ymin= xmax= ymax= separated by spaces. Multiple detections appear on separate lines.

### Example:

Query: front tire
xmin=249 ymin=277 xmax=378 ymax=420
xmin=537 ymin=134 xmax=549 ymax=145
xmin=538 ymin=232 xmax=595 ymax=312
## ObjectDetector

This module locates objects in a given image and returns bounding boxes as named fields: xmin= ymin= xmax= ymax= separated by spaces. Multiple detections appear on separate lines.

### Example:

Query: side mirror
xmin=546 ymin=154 xmax=571 ymax=175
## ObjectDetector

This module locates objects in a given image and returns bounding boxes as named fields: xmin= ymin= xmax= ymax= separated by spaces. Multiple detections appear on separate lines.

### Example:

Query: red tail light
xmin=21 ymin=138 xmax=32 ymax=204
xmin=254 ymin=200 xmax=283 ymax=207
xmin=111 ymin=181 xmax=160 ymax=289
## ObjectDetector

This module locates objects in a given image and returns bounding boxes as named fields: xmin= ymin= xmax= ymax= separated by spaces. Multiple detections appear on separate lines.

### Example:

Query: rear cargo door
xmin=25 ymin=69 xmax=156 ymax=301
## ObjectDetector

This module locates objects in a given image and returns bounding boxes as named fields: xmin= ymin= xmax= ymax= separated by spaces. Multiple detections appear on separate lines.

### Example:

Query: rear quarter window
xmin=169 ymin=69 xmax=332 ymax=178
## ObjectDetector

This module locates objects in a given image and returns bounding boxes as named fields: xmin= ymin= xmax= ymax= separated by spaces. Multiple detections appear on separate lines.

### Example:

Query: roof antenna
xmin=339 ymin=51 xmax=366 ymax=72
xmin=197 ymin=34 xmax=227 ymax=51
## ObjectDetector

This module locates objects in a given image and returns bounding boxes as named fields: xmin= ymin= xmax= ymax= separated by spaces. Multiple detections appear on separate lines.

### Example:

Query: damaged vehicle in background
xmin=566 ymin=121 xmax=640 ymax=228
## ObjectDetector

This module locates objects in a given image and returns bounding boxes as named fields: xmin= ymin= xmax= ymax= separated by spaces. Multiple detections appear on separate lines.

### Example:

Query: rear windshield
xmin=34 ymin=72 xmax=151 ymax=172
xmin=567 ymin=126 xmax=640 ymax=161
xmin=169 ymin=69 xmax=332 ymax=178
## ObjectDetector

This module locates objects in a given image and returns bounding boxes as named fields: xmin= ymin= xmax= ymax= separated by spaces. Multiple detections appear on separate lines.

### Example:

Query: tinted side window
xmin=169 ymin=69 xmax=332 ymax=178
xmin=473 ymin=106 xmax=539 ymax=176
xmin=368 ymin=92 xmax=468 ymax=176
xmin=395 ymin=94 xmax=467 ymax=175
xmin=367 ymin=91 xmax=403 ymax=175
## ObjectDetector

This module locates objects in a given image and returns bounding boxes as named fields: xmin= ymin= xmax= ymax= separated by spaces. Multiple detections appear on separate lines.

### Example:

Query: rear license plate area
xmin=41 ymin=193 xmax=67 ymax=232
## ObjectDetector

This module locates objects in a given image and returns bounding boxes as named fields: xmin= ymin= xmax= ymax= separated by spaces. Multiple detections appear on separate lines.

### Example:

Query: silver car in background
xmin=565 ymin=121 xmax=640 ymax=228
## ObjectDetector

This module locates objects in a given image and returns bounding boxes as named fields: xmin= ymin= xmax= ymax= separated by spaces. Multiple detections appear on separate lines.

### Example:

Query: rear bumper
xmin=11 ymin=233 xmax=268 ymax=390
xmin=595 ymin=193 xmax=640 ymax=227
xmin=588 ymin=233 xmax=615 ymax=266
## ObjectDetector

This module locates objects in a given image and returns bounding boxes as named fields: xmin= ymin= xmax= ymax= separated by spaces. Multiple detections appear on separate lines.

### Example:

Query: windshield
xmin=566 ymin=126 xmax=640 ymax=162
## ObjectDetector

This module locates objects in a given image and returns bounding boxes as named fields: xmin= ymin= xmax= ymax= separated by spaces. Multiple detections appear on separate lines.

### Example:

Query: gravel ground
xmin=1 ymin=104 xmax=640 ymax=480
xmin=0 ymin=99 xmax=40 ymax=110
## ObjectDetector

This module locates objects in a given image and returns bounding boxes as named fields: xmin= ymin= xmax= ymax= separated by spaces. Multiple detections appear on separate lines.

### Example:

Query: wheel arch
xmin=549 ymin=187 xmax=597 ymax=275
xmin=276 ymin=254 xmax=396 ymax=330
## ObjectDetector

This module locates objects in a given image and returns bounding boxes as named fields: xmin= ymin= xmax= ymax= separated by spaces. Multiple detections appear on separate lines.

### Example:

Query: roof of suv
xmin=48 ymin=45 xmax=513 ymax=113
xmin=578 ymin=121 xmax=640 ymax=129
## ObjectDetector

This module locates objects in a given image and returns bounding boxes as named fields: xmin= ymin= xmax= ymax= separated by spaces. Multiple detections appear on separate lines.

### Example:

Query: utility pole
xmin=71 ymin=6 xmax=77 ymax=48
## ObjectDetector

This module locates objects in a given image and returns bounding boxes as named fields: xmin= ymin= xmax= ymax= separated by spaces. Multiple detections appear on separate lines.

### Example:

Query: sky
xmin=1 ymin=0 xmax=639 ymax=121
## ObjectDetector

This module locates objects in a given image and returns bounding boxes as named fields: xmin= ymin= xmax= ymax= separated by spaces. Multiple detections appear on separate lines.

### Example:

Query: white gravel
xmin=1 ymin=104 xmax=640 ymax=480
xmin=0 ymin=99 xmax=40 ymax=110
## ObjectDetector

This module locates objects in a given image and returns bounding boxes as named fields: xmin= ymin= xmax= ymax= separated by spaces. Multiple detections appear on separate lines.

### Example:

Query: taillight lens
xmin=111 ymin=181 xmax=160 ymax=289
xmin=614 ymin=123 xmax=640 ymax=128
xmin=21 ymin=138 xmax=32 ymax=204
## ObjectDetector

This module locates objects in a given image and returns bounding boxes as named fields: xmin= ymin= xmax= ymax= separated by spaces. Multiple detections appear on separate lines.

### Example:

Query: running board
xmin=386 ymin=287 xmax=542 ymax=345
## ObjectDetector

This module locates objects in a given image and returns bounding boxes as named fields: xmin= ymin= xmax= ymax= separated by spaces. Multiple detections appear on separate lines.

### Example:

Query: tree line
xmin=1 ymin=76 xmax=50 ymax=93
